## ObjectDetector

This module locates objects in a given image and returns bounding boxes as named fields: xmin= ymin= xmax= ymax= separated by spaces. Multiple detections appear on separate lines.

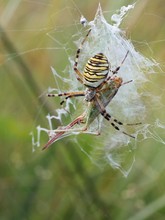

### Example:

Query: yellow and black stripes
xmin=83 ymin=53 xmax=109 ymax=88
xmin=73 ymin=29 xmax=109 ymax=88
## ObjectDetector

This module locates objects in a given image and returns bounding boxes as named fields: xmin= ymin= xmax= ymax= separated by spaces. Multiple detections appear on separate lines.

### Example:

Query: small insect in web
xmin=43 ymin=29 xmax=141 ymax=150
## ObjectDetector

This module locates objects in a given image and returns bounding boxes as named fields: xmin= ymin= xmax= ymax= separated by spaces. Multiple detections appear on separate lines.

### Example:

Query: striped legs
xmin=73 ymin=29 xmax=92 ymax=83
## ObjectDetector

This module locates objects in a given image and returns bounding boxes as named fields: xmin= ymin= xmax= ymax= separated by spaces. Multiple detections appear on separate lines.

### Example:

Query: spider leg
xmin=73 ymin=29 xmax=91 ymax=83
xmin=94 ymin=95 xmax=138 ymax=138
xmin=112 ymin=50 xmax=129 ymax=75
xmin=47 ymin=91 xmax=85 ymax=105
xmin=60 ymin=93 xmax=85 ymax=105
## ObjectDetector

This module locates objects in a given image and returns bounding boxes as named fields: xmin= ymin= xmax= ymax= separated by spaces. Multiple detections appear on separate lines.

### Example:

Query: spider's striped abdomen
xmin=83 ymin=53 xmax=109 ymax=88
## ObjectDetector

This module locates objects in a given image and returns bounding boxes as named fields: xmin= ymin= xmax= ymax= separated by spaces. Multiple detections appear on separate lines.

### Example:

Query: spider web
xmin=31 ymin=2 xmax=165 ymax=177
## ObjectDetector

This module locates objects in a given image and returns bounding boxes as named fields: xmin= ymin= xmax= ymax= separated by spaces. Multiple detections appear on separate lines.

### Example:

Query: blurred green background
xmin=0 ymin=0 xmax=165 ymax=219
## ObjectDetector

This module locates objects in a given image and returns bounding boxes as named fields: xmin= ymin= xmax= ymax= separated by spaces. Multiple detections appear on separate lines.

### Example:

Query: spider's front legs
xmin=112 ymin=50 xmax=129 ymax=75
xmin=73 ymin=29 xmax=91 ymax=83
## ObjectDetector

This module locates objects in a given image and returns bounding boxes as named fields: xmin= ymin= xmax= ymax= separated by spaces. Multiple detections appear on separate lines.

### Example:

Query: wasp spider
xmin=48 ymin=29 xmax=137 ymax=138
